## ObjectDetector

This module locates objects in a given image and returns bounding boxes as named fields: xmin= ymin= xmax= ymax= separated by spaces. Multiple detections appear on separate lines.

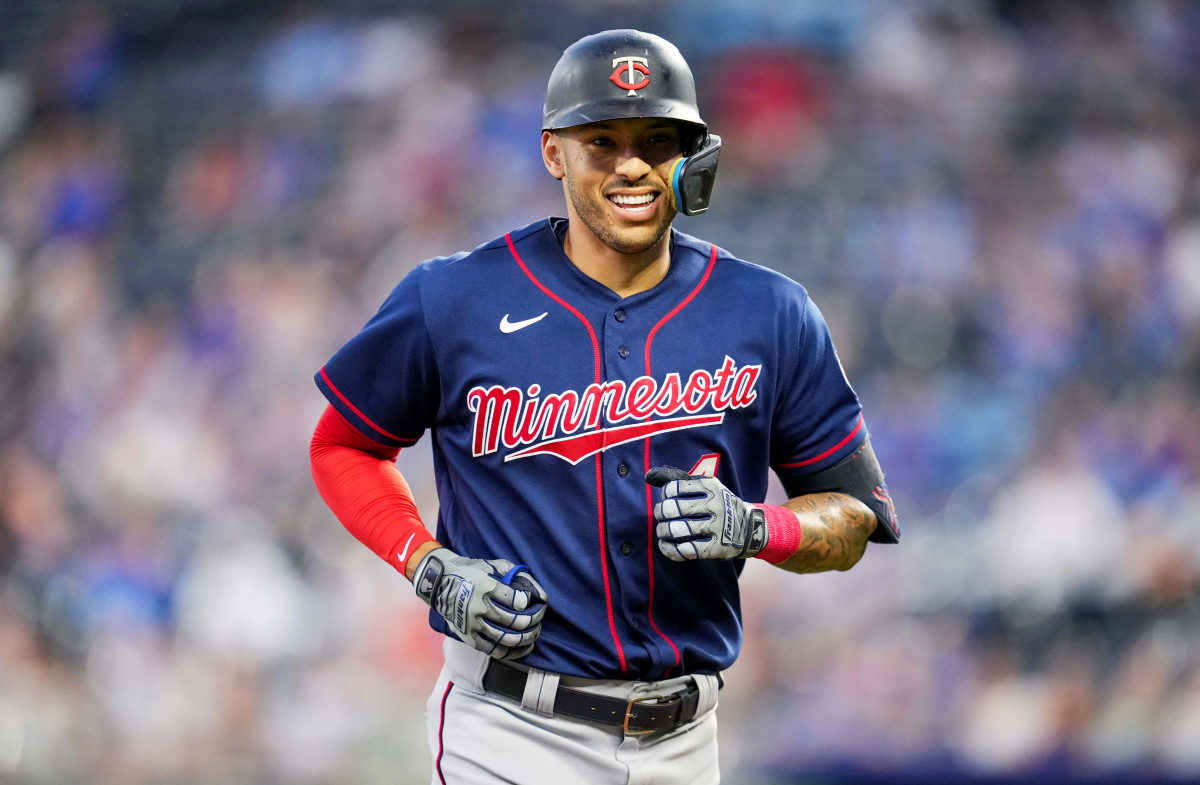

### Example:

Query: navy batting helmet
xmin=543 ymin=29 xmax=721 ymax=216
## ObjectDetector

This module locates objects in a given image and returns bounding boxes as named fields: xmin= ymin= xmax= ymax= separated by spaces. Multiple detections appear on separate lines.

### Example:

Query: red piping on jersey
xmin=775 ymin=413 xmax=864 ymax=468
xmin=319 ymin=366 xmax=416 ymax=444
xmin=643 ymin=243 xmax=719 ymax=368
xmin=505 ymin=231 xmax=627 ymax=673
xmin=642 ymin=242 xmax=719 ymax=676
xmin=505 ymin=233 xmax=602 ymax=382
xmin=436 ymin=680 xmax=453 ymax=784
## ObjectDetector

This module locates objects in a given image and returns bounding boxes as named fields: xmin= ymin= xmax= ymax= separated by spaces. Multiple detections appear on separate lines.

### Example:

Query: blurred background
xmin=1 ymin=0 xmax=1198 ymax=783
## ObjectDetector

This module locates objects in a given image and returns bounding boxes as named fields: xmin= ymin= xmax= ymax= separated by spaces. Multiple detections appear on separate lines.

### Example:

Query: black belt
xmin=482 ymin=659 xmax=705 ymax=735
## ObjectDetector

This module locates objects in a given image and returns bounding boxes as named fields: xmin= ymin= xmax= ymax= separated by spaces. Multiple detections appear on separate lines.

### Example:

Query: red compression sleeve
xmin=309 ymin=404 xmax=437 ymax=575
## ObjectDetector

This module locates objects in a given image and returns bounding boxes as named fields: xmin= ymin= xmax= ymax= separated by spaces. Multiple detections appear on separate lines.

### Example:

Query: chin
xmin=605 ymin=229 xmax=662 ymax=254
xmin=596 ymin=213 xmax=676 ymax=255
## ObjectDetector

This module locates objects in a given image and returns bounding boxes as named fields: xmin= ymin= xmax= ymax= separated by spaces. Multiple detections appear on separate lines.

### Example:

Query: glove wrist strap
xmin=413 ymin=547 xmax=450 ymax=605
xmin=752 ymin=504 xmax=802 ymax=564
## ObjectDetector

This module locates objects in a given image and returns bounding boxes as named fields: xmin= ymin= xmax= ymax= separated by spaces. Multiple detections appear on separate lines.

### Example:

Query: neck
xmin=561 ymin=222 xmax=672 ymax=299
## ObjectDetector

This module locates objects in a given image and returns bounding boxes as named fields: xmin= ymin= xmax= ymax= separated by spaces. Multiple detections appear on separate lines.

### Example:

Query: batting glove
xmin=412 ymin=547 xmax=549 ymax=660
xmin=646 ymin=466 xmax=769 ymax=561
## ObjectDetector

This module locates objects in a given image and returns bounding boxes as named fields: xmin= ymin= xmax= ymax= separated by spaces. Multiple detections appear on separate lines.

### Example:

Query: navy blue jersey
xmin=317 ymin=218 xmax=881 ymax=680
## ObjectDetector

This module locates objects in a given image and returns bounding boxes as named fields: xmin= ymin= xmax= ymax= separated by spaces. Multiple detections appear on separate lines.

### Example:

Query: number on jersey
xmin=687 ymin=453 xmax=721 ymax=478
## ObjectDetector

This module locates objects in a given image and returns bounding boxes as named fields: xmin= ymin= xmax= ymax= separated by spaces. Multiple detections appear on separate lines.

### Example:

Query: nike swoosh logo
xmin=500 ymin=312 xmax=548 ymax=333
xmin=397 ymin=533 xmax=417 ymax=564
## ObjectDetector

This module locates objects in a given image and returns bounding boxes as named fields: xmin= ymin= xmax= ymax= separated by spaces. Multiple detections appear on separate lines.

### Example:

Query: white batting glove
xmin=412 ymin=547 xmax=549 ymax=659
xmin=646 ymin=466 xmax=769 ymax=561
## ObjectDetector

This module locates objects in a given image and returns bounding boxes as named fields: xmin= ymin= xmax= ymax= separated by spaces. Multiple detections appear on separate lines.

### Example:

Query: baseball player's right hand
xmin=411 ymin=547 xmax=549 ymax=660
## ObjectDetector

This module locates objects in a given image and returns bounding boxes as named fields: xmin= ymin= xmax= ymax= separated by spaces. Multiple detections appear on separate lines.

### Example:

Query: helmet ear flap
xmin=671 ymin=134 xmax=721 ymax=216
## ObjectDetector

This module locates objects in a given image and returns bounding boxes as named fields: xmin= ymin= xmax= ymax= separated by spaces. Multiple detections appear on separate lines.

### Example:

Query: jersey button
xmin=618 ymin=346 xmax=630 ymax=359
xmin=617 ymin=463 xmax=629 ymax=477
xmin=614 ymin=309 xmax=626 ymax=322
xmin=620 ymin=542 xmax=634 ymax=556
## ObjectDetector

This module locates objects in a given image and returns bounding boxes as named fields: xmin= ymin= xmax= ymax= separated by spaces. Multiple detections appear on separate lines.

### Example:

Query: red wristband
xmin=753 ymin=504 xmax=802 ymax=564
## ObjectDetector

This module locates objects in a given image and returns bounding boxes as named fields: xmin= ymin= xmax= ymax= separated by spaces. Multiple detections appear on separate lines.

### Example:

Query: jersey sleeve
xmin=315 ymin=267 xmax=440 ymax=448
xmin=769 ymin=290 xmax=865 ymax=474
xmin=770 ymin=291 xmax=900 ymax=544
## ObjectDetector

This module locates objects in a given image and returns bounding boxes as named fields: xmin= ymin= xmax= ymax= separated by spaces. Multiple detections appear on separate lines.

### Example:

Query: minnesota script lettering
xmin=466 ymin=356 xmax=761 ymax=464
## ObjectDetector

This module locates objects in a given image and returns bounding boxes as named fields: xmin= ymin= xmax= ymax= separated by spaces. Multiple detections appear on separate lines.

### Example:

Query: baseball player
xmin=309 ymin=29 xmax=899 ymax=784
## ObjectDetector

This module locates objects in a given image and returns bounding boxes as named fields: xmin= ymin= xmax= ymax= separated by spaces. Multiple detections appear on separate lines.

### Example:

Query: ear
xmin=541 ymin=130 xmax=565 ymax=181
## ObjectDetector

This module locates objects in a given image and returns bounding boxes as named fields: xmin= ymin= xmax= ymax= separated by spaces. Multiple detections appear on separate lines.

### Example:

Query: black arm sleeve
xmin=776 ymin=435 xmax=900 ymax=543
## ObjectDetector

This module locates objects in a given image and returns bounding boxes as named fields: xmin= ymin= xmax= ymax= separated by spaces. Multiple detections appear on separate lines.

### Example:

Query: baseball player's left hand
xmin=646 ymin=466 xmax=769 ymax=561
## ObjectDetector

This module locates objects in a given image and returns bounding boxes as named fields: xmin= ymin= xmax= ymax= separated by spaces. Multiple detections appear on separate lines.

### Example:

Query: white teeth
xmin=610 ymin=193 xmax=656 ymax=206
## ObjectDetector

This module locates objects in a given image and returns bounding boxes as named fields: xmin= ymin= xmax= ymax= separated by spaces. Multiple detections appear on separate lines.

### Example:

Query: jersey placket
xmin=599 ymin=299 xmax=681 ymax=677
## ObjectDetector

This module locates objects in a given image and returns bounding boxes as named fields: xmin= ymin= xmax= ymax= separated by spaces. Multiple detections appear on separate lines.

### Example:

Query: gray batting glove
xmin=646 ymin=466 xmax=769 ymax=561
xmin=412 ymin=547 xmax=549 ymax=659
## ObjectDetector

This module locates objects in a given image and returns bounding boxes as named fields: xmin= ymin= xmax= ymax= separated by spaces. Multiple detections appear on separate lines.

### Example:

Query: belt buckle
xmin=624 ymin=691 xmax=683 ymax=735
xmin=623 ymin=694 xmax=660 ymax=735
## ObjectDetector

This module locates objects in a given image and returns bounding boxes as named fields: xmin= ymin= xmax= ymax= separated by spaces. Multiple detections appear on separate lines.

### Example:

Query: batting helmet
xmin=543 ymin=29 xmax=721 ymax=216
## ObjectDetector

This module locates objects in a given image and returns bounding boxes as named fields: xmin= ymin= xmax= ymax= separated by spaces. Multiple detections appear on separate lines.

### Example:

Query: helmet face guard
xmin=543 ymin=29 xmax=720 ymax=216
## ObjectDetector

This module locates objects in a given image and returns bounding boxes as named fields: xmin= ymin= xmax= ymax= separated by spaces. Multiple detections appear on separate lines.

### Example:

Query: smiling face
xmin=542 ymin=117 xmax=687 ymax=258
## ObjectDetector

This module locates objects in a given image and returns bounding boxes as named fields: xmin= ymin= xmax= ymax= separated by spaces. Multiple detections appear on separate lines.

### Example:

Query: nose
xmin=614 ymin=146 xmax=653 ymax=182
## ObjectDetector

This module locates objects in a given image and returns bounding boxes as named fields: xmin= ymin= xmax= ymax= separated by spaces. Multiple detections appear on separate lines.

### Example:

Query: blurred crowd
xmin=0 ymin=1 xmax=1198 ymax=783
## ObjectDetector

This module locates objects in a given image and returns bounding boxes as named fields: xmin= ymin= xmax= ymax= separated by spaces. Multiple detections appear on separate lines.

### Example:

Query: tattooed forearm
xmin=774 ymin=492 xmax=878 ymax=574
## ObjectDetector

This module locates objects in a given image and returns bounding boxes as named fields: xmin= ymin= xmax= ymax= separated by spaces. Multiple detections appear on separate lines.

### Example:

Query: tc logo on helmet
xmin=610 ymin=56 xmax=650 ymax=96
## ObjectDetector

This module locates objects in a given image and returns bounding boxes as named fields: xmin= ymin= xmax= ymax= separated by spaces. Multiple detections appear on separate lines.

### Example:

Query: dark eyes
xmin=588 ymin=133 xmax=679 ymax=147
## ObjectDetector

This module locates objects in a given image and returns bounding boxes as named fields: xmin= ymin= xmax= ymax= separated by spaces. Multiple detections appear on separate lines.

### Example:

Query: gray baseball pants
xmin=426 ymin=638 xmax=721 ymax=784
